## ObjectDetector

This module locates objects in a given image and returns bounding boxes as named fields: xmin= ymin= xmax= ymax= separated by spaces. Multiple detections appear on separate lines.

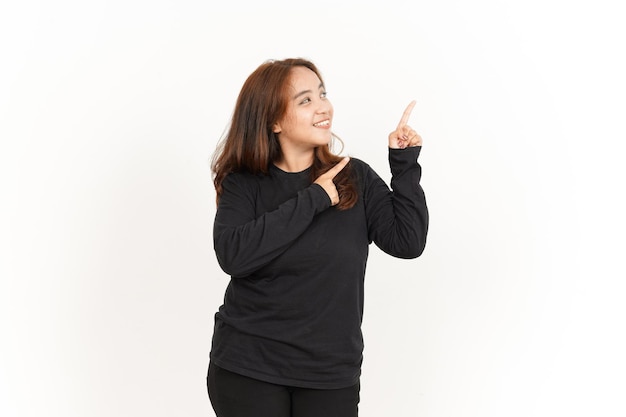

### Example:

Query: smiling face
xmin=273 ymin=66 xmax=334 ymax=157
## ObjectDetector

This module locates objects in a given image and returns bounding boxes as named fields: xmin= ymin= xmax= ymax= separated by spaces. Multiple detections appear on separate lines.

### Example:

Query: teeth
xmin=314 ymin=120 xmax=330 ymax=127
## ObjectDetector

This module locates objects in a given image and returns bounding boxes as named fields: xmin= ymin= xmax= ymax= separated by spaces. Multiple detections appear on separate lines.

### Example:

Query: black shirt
xmin=210 ymin=146 xmax=428 ymax=389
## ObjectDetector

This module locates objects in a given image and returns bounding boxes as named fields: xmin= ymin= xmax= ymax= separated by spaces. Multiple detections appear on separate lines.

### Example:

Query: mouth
xmin=313 ymin=119 xmax=331 ymax=128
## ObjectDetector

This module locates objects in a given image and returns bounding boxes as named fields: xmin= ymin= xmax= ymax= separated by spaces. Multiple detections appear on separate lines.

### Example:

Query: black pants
xmin=207 ymin=362 xmax=360 ymax=417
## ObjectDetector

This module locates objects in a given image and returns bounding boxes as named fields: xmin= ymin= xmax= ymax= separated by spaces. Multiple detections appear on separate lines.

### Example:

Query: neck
xmin=275 ymin=149 xmax=315 ymax=173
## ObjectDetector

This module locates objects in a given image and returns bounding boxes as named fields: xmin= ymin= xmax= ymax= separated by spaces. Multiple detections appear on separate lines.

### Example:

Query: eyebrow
xmin=292 ymin=82 xmax=325 ymax=100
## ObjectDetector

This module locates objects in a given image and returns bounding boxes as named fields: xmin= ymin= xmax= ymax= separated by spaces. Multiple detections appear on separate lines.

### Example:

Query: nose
xmin=317 ymin=98 xmax=332 ymax=115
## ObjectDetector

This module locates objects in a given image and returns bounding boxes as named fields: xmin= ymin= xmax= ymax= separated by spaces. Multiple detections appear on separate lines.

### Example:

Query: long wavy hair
xmin=211 ymin=58 xmax=357 ymax=210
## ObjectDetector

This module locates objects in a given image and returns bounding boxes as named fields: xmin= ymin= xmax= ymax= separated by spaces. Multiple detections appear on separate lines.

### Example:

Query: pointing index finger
xmin=327 ymin=157 xmax=350 ymax=178
xmin=397 ymin=100 xmax=416 ymax=129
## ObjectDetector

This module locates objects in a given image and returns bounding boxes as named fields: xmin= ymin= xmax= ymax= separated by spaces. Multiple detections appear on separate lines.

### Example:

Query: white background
xmin=2 ymin=1 xmax=625 ymax=416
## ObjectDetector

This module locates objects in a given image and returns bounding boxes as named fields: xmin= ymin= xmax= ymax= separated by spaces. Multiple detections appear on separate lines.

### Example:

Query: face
xmin=273 ymin=66 xmax=334 ymax=154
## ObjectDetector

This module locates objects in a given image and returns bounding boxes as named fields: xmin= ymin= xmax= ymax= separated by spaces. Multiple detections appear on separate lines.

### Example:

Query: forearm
xmin=214 ymin=184 xmax=330 ymax=277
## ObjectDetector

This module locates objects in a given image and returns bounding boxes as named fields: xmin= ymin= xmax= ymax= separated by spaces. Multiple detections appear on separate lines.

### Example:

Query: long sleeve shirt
xmin=210 ymin=146 xmax=428 ymax=389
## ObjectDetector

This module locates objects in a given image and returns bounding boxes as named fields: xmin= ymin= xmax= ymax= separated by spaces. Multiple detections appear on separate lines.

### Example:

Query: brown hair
xmin=211 ymin=58 xmax=357 ymax=210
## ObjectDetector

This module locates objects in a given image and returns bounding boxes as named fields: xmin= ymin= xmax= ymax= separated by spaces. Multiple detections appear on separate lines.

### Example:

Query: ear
xmin=272 ymin=122 xmax=281 ymax=134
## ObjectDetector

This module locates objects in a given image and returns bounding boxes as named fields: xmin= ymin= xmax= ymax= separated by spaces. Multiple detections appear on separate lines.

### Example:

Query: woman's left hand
xmin=388 ymin=100 xmax=422 ymax=149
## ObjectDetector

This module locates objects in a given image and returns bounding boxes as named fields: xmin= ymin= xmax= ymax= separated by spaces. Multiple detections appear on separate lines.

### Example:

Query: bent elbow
xmin=397 ymin=238 xmax=427 ymax=259
xmin=213 ymin=239 xmax=252 ymax=278
xmin=215 ymin=251 xmax=254 ymax=278
xmin=380 ymin=233 xmax=427 ymax=259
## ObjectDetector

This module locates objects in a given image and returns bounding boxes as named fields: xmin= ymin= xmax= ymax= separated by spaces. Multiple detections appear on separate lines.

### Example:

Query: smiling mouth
xmin=313 ymin=120 xmax=330 ymax=127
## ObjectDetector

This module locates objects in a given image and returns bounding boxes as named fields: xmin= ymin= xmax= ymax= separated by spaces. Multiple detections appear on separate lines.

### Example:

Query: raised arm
xmin=365 ymin=101 xmax=428 ymax=258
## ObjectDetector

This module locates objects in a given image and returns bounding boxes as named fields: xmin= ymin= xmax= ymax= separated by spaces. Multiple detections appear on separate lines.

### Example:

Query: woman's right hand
xmin=314 ymin=157 xmax=350 ymax=206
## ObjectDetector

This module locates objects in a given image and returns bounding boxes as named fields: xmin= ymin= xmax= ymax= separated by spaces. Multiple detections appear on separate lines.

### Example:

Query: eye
xmin=320 ymin=91 xmax=328 ymax=99
xmin=300 ymin=97 xmax=311 ymax=105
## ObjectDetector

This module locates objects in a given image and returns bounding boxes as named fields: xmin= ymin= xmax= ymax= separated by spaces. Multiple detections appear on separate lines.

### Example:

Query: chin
xmin=318 ymin=133 xmax=333 ymax=145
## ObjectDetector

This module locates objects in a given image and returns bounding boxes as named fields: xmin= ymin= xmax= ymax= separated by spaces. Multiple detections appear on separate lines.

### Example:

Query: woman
xmin=207 ymin=58 xmax=428 ymax=417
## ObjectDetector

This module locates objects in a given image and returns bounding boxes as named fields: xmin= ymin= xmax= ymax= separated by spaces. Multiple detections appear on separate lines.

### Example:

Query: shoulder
xmin=347 ymin=157 xmax=385 ymax=197
xmin=348 ymin=157 xmax=373 ymax=174
xmin=221 ymin=170 xmax=265 ymax=196
xmin=348 ymin=157 xmax=380 ymax=181
xmin=223 ymin=170 xmax=265 ymax=184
